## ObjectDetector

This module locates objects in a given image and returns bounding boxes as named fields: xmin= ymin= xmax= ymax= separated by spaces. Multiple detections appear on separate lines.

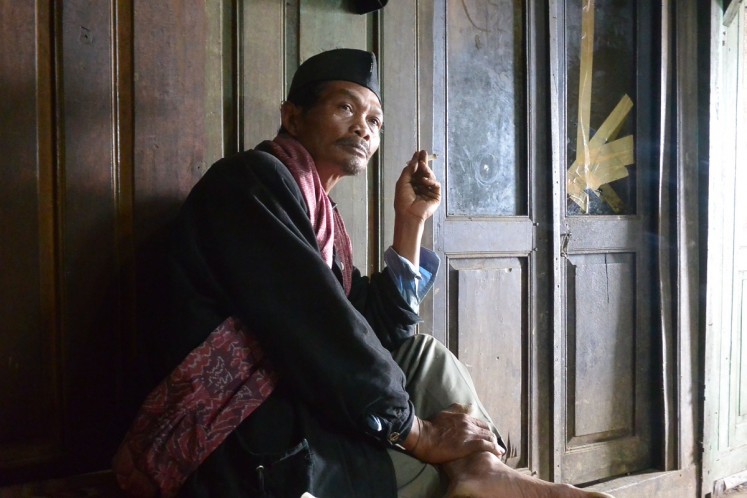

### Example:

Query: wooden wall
xmin=0 ymin=0 xmax=430 ymax=483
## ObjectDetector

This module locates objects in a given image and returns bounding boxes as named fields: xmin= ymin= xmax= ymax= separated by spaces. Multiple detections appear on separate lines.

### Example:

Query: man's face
xmin=285 ymin=81 xmax=383 ymax=177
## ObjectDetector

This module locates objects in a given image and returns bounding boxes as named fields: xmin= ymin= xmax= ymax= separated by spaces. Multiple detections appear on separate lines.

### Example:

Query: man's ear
xmin=280 ymin=101 xmax=302 ymax=136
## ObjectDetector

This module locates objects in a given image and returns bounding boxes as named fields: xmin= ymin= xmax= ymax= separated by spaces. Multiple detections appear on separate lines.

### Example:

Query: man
xmin=115 ymin=49 xmax=613 ymax=498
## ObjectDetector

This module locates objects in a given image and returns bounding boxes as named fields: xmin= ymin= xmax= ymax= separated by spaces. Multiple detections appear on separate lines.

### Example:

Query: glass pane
xmin=565 ymin=0 xmax=636 ymax=215
xmin=446 ymin=0 xmax=526 ymax=216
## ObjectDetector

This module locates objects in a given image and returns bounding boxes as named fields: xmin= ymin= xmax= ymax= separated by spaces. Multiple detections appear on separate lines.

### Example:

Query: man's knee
xmin=398 ymin=332 xmax=448 ymax=360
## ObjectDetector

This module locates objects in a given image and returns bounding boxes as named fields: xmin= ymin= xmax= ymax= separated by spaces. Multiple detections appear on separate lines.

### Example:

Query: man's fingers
xmin=464 ymin=435 xmax=504 ymax=460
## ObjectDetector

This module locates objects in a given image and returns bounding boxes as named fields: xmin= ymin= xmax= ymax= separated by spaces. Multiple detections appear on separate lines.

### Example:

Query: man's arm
xmin=392 ymin=150 xmax=441 ymax=268
xmin=390 ymin=150 xmax=505 ymax=464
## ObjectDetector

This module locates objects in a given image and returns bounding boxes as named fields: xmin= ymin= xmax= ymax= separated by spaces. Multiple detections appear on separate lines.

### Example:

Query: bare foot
xmin=443 ymin=452 xmax=614 ymax=498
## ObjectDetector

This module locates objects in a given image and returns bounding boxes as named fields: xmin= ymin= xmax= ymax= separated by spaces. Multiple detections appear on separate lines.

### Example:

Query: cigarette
xmin=408 ymin=153 xmax=439 ymax=167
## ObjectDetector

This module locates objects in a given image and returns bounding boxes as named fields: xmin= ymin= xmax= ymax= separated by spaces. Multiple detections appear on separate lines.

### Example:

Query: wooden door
xmin=430 ymin=0 xmax=660 ymax=485
xmin=430 ymin=0 xmax=552 ymax=475
xmin=704 ymin=0 xmax=747 ymax=494
xmin=550 ymin=0 xmax=658 ymax=484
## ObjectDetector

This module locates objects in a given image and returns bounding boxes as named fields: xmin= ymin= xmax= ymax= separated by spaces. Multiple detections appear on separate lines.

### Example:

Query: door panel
xmin=445 ymin=0 xmax=526 ymax=216
xmin=552 ymin=0 xmax=656 ymax=484
xmin=566 ymin=253 xmax=635 ymax=446
xmin=561 ymin=251 xmax=651 ymax=481
xmin=450 ymin=257 xmax=527 ymax=467
xmin=704 ymin=1 xmax=747 ymax=491
xmin=433 ymin=0 xmax=538 ymax=473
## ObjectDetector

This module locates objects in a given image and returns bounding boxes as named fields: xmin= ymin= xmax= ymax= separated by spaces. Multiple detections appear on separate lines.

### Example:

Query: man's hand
xmin=394 ymin=150 xmax=441 ymax=223
xmin=402 ymin=403 xmax=505 ymax=465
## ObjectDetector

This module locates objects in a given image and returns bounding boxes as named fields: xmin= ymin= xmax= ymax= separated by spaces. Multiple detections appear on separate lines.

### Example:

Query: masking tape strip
xmin=584 ymin=135 xmax=635 ymax=190
xmin=568 ymin=0 xmax=636 ymax=212
xmin=567 ymin=133 xmax=634 ymax=196
xmin=586 ymin=94 xmax=633 ymax=150
xmin=598 ymin=184 xmax=625 ymax=214
xmin=575 ymin=0 xmax=596 ymax=166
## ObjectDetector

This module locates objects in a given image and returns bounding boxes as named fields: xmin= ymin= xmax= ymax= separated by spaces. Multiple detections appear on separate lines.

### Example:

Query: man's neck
xmin=316 ymin=164 xmax=344 ymax=193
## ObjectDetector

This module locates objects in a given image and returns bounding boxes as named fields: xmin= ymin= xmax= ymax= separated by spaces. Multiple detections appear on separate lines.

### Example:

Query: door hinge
xmin=560 ymin=232 xmax=572 ymax=257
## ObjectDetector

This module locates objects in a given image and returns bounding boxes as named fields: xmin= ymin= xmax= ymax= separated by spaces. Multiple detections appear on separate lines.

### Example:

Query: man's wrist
xmin=402 ymin=416 xmax=423 ymax=454
xmin=392 ymin=216 xmax=425 ymax=268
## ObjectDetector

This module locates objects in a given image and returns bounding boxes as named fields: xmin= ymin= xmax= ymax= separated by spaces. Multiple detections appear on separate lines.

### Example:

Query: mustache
xmin=336 ymin=137 xmax=369 ymax=153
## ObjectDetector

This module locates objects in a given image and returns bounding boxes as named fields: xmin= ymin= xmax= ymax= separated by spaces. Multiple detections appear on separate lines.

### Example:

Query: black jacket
xmin=152 ymin=146 xmax=421 ymax=497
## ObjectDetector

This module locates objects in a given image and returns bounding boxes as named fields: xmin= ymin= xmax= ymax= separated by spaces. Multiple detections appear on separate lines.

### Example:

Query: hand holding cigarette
xmin=394 ymin=150 xmax=442 ymax=223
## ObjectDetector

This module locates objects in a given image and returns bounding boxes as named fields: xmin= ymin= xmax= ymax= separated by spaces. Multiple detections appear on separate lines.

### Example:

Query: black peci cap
xmin=351 ymin=0 xmax=389 ymax=14
xmin=287 ymin=48 xmax=381 ymax=104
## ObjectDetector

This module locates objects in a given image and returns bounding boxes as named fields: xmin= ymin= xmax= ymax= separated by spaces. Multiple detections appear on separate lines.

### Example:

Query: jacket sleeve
xmin=167 ymin=151 xmax=414 ymax=447
xmin=346 ymin=268 xmax=420 ymax=352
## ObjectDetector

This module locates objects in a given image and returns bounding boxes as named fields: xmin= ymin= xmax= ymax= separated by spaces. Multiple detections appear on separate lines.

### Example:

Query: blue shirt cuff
xmin=384 ymin=246 xmax=440 ymax=314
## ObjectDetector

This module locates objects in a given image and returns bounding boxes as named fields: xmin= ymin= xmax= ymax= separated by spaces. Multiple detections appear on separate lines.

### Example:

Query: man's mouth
xmin=338 ymin=139 xmax=368 ymax=157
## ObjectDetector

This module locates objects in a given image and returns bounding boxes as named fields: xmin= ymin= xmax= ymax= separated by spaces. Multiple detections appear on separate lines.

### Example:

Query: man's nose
xmin=351 ymin=115 xmax=370 ymax=139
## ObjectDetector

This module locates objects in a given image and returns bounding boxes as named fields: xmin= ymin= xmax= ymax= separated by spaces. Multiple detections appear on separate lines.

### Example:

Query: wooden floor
xmin=2 ymin=471 xmax=747 ymax=497
xmin=0 ymin=471 xmax=122 ymax=498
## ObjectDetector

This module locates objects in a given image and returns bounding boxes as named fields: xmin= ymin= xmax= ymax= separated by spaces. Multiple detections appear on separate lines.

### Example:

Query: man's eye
xmin=368 ymin=118 xmax=381 ymax=129
xmin=340 ymin=103 xmax=353 ymax=112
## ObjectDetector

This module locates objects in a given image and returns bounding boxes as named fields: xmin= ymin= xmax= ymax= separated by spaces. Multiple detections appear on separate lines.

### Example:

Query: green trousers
xmin=388 ymin=333 xmax=503 ymax=498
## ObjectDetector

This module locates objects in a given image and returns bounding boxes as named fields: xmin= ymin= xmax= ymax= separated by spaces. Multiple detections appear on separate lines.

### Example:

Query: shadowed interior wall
xmin=0 ymin=0 xmax=428 ymax=483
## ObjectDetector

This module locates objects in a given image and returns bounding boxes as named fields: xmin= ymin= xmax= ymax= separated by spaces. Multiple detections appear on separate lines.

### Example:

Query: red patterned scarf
xmin=262 ymin=134 xmax=353 ymax=293
xmin=112 ymin=135 xmax=353 ymax=496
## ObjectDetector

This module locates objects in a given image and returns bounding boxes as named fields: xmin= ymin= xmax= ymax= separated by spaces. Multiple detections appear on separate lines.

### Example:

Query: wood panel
xmin=0 ymin=0 xmax=59 ymax=471
xmin=450 ymin=257 xmax=527 ymax=468
xmin=704 ymin=2 xmax=747 ymax=490
xmin=130 ymin=0 xmax=231 ymax=402
xmin=299 ymin=0 xmax=370 ymax=270
xmin=431 ymin=0 xmax=538 ymax=476
xmin=241 ymin=0 xmax=285 ymax=149
xmin=132 ymin=0 xmax=228 ymax=243
xmin=379 ymin=1 xmax=419 ymax=268
xmin=726 ymin=0 xmax=747 ymax=460
xmin=58 ymin=0 xmax=122 ymax=471
xmin=566 ymin=253 xmax=635 ymax=445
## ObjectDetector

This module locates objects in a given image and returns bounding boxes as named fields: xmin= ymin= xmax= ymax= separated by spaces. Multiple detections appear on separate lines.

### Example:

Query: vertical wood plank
xmin=0 ymin=0 xmax=60 ymax=470
xmin=113 ymin=0 xmax=138 ymax=424
xmin=206 ymin=0 xmax=229 ymax=160
xmin=299 ymin=0 xmax=369 ymax=270
xmin=379 ymin=2 xmax=418 ymax=266
xmin=416 ymin=0 xmax=437 ymax=332
xmin=58 ymin=0 xmax=121 ymax=469
xmin=673 ymin=0 xmax=701 ymax=480
xmin=133 ymin=0 xmax=227 ymax=243
xmin=241 ymin=0 xmax=285 ymax=149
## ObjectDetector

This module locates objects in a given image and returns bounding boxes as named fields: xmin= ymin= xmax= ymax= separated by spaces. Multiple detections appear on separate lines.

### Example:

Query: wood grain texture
xmin=132 ymin=0 xmax=226 ymax=242
xmin=0 ymin=0 xmax=60 ymax=471
xmin=379 ymin=1 xmax=419 ymax=266
xmin=298 ymin=0 xmax=370 ymax=270
xmin=452 ymin=257 xmax=527 ymax=469
xmin=241 ymin=0 xmax=285 ymax=149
